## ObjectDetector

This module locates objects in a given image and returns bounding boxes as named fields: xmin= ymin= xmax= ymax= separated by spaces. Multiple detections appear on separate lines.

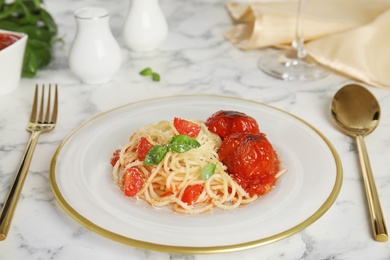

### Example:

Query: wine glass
xmin=258 ymin=0 xmax=328 ymax=81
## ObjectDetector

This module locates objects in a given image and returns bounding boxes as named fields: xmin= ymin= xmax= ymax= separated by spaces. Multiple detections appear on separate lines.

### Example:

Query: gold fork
xmin=0 ymin=84 xmax=58 ymax=240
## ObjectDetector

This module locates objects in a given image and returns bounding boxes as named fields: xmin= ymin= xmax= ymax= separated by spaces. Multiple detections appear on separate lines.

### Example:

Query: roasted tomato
xmin=205 ymin=110 xmax=260 ymax=139
xmin=174 ymin=117 xmax=201 ymax=138
xmin=181 ymin=184 xmax=203 ymax=205
xmin=123 ymin=167 xmax=143 ymax=197
xmin=218 ymin=132 xmax=279 ymax=197
xmin=110 ymin=149 xmax=121 ymax=167
xmin=137 ymin=137 xmax=153 ymax=160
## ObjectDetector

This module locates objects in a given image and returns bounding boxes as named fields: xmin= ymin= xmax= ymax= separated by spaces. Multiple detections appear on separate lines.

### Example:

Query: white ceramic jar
xmin=122 ymin=0 xmax=168 ymax=52
xmin=69 ymin=7 xmax=122 ymax=84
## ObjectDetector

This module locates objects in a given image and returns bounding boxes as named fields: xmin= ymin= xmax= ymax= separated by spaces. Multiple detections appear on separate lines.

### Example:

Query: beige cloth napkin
xmin=225 ymin=0 xmax=390 ymax=88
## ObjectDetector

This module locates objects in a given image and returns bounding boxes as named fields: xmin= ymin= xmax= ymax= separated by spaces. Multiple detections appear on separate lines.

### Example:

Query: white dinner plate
xmin=50 ymin=95 xmax=342 ymax=254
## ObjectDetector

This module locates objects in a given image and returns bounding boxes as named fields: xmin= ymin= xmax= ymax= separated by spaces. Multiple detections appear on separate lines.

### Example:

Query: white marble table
xmin=1 ymin=0 xmax=389 ymax=259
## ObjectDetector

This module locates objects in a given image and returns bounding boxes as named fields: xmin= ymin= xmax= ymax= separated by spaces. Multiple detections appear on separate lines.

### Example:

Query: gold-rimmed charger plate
xmin=50 ymin=95 xmax=342 ymax=254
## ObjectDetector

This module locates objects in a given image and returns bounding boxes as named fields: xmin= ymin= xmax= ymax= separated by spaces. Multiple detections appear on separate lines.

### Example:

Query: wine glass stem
xmin=292 ymin=0 xmax=307 ymax=59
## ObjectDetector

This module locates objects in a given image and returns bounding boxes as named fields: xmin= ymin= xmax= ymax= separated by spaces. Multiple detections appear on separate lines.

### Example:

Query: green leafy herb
xmin=200 ymin=164 xmax=216 ymax=180
xmin=143 ymin=145 xmax=169 ymax=166
xmin=143 ymin=135 xmax=201 ymax=166
xmin=152 ymin=72 xmax=160 ymax=82
xmin=168 ymin=135 xmax=201 ymax=153
xmin=139 ymin=67 xmax=161 ymax=81
xmin=139 ymin=67 xmax=153 ymax=76
xmin=0 ymin=0 xmax=59 ymax=78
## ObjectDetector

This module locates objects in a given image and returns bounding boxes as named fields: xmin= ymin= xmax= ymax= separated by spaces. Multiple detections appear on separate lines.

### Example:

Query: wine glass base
xmin=258 ymin=52 xmax=329 ymax=81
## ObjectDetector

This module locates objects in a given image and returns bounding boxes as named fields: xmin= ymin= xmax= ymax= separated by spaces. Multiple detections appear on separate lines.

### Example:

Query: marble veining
xmin=0 ymin=0 xmax=390 ymax=259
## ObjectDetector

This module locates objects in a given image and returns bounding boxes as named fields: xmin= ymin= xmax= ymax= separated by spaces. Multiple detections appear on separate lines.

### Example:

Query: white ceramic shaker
xmin=122 ymin=0 xmax=168 ymax=52
xmin=69 ymin=7 xmax=122 ymax=84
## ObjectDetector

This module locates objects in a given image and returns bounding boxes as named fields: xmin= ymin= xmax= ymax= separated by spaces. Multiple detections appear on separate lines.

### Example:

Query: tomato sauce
xmin=0 ymin=33 xmax=21 ymax=51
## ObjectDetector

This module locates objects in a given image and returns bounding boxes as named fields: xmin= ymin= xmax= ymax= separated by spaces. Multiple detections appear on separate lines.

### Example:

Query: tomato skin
xmin=173 ymin=117 xmax=201 ymax=138
xmin=137 ymin=137 xmax=153 ymax=160
xmin=205 ymin=110 xmax=260 ymax=139
xmin=123 ymin=167 xmax=143 ymax=197
xmin=110 ymin=149 xmax=121 ymax=167
xmin=181 ymin=184 xmax=203 ymax=205
xmin=218 ymin=132 xmax=279 ymax=197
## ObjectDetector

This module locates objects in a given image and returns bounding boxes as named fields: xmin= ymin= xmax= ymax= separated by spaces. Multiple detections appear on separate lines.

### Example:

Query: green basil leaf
xmin=27 ymin=38 xmax=51 ymax=68
xmin=168 ymin=135 xmax=200 ymax=153
xmin=143 ymin=145 xmax=168 ymax=166
xmin=200 ymin=164 xmax=216 ymax=180
xmin=152 ymin=72 xmax=160 ymax=82
xmin=39 ymin=8 xmax=58 ymax=36
xmin=21 ymin=45 xmax=38 ymax=78
xmin=140 ymin=67 xmax=153 ymax=76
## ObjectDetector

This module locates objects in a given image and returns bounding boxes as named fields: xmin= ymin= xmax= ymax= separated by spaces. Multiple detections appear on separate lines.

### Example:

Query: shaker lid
xmin=74 ymin=7 xmax=109 ymax=20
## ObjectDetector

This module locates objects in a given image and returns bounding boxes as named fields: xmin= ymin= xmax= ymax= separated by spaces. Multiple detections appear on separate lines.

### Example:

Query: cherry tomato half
xmin=137 ymin=137 xmax=153 ymax=160
xmin=173 ymin=117 xmax=201 ymax=138
xmin=181 ymin=184 xmax=203 ymax=205
xmin=218 ymin=132 xmax=279 ymax=197
xmin=123 ymin=167 xmax=143 ymax=197
xmin=205 ymin=110 xmax=260 ymax=139
xmin=110 ymin=149 xmax=121 ymax=167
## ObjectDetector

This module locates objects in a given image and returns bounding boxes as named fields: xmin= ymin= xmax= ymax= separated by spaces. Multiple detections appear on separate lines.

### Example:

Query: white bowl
xmin=0 ymin=30 xmax=28 ymax=96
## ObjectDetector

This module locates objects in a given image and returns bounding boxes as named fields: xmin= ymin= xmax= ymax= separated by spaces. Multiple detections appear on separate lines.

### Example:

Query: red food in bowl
xmin=0 ymin=33 xmax=21 ymax=51
xmin=205 ymin=110 xmax=260 ymax=139
xmin=218 ymin=132 xmax=280 ymax=197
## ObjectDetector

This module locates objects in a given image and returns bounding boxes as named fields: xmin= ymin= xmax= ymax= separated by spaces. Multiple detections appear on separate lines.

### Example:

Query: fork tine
xmin=38 ymin=85 xmax=45 ymax=123
xmin=44 ymin=85 xmax=51 ymax=123
xmin=30 ymin=85 xmax=38 ymax=122
xmin=51 ymin=84 xmax=58 ymax=124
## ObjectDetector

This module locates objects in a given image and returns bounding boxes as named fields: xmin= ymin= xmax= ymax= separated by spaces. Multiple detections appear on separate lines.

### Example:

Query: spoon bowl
xmin=331 ymin=83 xmax=387 ymax=242
xmin=331 ymin=84 xmax=380 ymax=136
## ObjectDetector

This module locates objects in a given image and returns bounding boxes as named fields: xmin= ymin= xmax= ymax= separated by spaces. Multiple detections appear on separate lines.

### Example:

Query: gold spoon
xmin=331 ymin=83 xmax=388 ymax=242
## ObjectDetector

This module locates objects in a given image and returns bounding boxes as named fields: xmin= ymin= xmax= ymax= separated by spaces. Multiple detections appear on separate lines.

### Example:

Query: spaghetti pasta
xmin=110 ymin=116 xmax=284 ymax=214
